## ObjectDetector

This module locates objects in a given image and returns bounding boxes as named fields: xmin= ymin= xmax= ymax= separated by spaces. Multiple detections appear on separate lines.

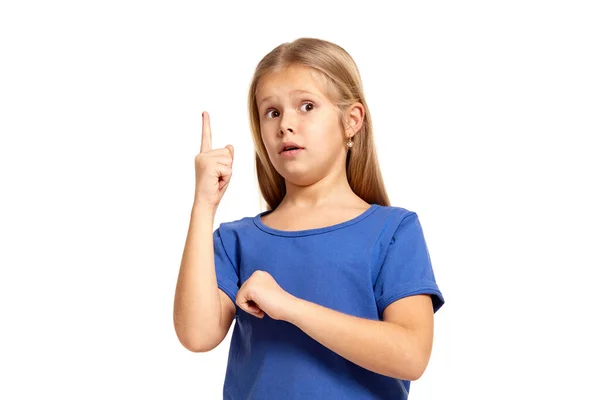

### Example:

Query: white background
xmin=1 ymin=0 xmax=598 ymax=398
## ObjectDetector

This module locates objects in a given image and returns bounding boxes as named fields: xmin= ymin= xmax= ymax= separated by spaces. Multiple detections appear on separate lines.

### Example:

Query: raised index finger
xmin=200 ymin=111 xmax=212 ymax=153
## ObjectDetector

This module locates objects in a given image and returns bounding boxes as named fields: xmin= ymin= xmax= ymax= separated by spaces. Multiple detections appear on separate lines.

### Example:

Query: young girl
xmin=174 ymin=37 xmax=445 ymax=399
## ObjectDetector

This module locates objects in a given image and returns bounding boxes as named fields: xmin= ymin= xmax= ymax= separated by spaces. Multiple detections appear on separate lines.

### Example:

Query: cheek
xmin=261 ymin=137 xmax=279 ymax=159
xmin=260 ymin=122 xmax=277 ymax=142
xmin=305 ymin=118 xmax=340 ymax=146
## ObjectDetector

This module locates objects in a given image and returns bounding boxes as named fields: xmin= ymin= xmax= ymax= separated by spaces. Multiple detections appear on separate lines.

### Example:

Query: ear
xmin=344 ymin=102 xmax=365 ymax=138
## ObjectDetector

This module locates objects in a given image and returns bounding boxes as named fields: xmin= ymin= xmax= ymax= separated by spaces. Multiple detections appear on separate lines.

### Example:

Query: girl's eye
xmin=265 ymin=109 xmax=279 ymax=119
xmin=299 ymin=101 xmax=314 ymax=112
xmin=265 ymin=101 xmax=315 ymax=119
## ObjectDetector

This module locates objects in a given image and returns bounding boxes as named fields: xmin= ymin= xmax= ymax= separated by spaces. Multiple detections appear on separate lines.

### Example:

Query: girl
xmin=174 ymin=37 xmax=445 ymax=399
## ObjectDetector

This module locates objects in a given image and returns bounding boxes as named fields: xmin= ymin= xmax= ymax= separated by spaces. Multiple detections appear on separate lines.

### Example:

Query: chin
xmin=279 ymin=169 xmax=322 ymax=187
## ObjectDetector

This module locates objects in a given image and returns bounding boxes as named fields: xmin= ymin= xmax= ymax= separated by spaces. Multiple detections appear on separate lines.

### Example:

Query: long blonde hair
xmin=247 ymin=37 xmax=391 ymax=211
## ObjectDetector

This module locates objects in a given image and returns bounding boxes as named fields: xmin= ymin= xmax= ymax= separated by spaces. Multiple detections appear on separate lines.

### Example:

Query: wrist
xmin=283 ymin=294 xmax=303 ymax=324
xmin=191 ymin=203 xmax=217 ymax=217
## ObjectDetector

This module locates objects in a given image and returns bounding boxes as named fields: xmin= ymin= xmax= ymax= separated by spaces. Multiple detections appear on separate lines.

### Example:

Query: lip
xmin=280 ymin=148 xmax=304 ymax=157
xmin=279 ymin=141 xmax=304 ymax=154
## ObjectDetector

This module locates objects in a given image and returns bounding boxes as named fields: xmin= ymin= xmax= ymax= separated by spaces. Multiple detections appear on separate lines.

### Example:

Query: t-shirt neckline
xmin=253 ymin=204 xmax=379 ymax=237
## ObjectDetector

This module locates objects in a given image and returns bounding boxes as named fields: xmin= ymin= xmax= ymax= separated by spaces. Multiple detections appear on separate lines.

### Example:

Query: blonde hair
xmin=247 ymin=37 xmax=391 ymax=211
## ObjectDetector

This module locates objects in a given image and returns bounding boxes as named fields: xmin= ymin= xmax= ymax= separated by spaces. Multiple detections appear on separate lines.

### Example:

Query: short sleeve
xmin=213 ymin=226 xmax=240 ymax=306
xmin=373 ymin=212 xmax=445 ymax=319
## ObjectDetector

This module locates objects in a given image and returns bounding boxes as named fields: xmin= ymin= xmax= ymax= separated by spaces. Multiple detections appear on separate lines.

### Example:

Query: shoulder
xmin=370 ymin=205 xmax=424 ymax=247
xmin=214 ymin=212 xmax=260 ymax=239
xmin=374 ymin=205 xmax=420 ymax=232
xmin=376 ymin=204 xmax=417 ymax=221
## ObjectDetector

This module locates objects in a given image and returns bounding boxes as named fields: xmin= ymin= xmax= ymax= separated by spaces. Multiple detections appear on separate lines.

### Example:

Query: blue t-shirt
xmin=213 ymin=204 xmax=445 ymax=399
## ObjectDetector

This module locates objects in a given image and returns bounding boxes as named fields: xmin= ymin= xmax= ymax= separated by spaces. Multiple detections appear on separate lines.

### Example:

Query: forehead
xmin=256 ymin=65 xmax=329 ymax=104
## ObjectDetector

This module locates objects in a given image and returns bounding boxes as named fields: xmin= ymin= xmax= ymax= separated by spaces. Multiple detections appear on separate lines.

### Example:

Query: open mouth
xmin=280 ymin=148 xmax=304 ymax=156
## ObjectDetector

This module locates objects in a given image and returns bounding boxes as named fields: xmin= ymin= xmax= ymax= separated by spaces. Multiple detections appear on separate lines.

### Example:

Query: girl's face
xmin=256 ymin=65 xmax=349 ymax=185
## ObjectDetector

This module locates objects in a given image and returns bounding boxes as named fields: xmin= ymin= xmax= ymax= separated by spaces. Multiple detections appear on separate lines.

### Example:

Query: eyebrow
xmin=257 ymin=90 xmax=318 ymax=107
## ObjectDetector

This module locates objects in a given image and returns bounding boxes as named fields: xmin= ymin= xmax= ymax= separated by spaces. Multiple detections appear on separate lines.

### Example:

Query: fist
xmin=236 ymin=270 xmax=295 ymax=321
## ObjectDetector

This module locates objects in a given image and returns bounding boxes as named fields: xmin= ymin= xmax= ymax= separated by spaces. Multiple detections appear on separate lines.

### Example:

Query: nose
xmin=279 ymin=127 xmax=293 ymax=137
xmin=278 ymin=110 xmax=296 ymax=136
